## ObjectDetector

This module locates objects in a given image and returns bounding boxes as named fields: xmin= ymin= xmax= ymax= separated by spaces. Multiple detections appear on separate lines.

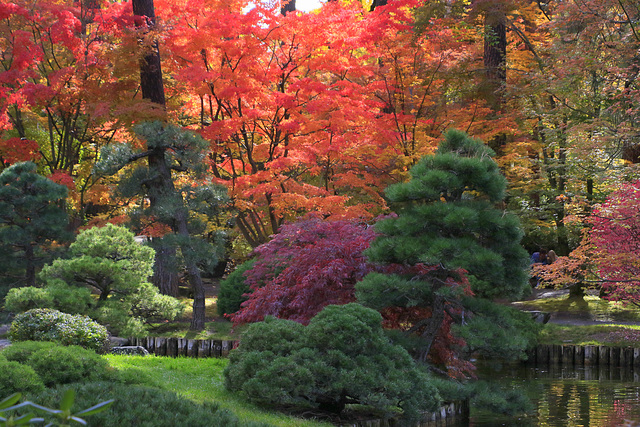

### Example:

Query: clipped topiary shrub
xmin=225 ymin=303 xmax=441 ymax=424
xmin=24 ymin=345 xmax=110 ymax=387
xmin=8 ymin=308 xmax=110 ymax=353
xmin=217 ymin=259 xmax=255 ymax=317
xmin=29 ymin=382 xmax=268 ymax=427
xmin=0 ymin=358 xmax=45 ymax=396
xmin=1 ymin=340 xmax=57 ymax=363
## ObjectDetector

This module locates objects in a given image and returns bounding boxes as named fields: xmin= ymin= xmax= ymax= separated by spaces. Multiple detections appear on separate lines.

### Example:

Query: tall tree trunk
xmin=24 ymin=244 xmax=36 ymax=287
xmin=369 ymin=0 xmax=387 ymax=11
xmin=483 ymin=9 xmax=507 ymax=111
xmin=484 ymin=7 xmax=508 ymax=157
xmin=132 ymin=0 xmax=207 ymax=330
xmin=280 ymin=0 xmax=296 ymax=15
xmin=132 ymin=0 xmax=165 ymax=106
xmin=151 ymin=241 xmax=179 ymax=297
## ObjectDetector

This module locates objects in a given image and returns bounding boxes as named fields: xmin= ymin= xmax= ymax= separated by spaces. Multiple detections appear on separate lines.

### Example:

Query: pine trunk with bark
xmin=483 ymin=7 xmax=508 ymax=155
xmin=280 ymin=0 xmax=296 ymax=15
xmin=132 ymin=0 xmax=207 ymax=330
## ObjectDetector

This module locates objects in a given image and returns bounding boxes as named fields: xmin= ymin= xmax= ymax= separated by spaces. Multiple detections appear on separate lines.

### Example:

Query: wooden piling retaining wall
xmin=344 ymin=401 xmax=469 ymax=427
xmin=125 ymin=337 xmax=238 ymax=358
xmin=527 ymin=344 xmax=640 ymax=368
xmin=128 ymin=338 xmax=640 ymax=371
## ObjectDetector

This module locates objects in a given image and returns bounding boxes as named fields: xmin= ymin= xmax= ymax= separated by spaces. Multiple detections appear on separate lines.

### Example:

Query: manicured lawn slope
xmin=105 ymin=355 xmax=332 ymax=427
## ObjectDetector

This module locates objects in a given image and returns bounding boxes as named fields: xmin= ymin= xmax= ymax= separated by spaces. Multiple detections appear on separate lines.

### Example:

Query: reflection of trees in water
xmin=534 ymin=376 xmax=638 ymax=426
xmin=475 ymin=363 xmax=640 ymax=426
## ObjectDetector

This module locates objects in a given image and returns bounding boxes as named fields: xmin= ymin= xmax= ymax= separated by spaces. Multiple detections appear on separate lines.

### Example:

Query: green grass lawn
xmin=514 ymin=294 xmax=640 ymax=322
xmin=105 ymin=354 xmax=332 ymax=427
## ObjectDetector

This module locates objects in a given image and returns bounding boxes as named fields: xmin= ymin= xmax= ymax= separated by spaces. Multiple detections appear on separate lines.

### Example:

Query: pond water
xmin=468 ymin=362 xmax=640 ymax=426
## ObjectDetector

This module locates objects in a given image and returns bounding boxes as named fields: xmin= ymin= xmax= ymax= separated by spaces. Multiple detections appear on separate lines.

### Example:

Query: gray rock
xmin=110 ymin=346 xmax=150 ymax=356
xmin=109 ymin=336 xmax=129 ymax=346
xmin=525 ymin=310 xmax=552 ymax=324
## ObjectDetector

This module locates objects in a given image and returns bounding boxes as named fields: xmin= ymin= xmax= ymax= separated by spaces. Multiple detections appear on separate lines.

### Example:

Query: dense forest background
xmin=1 ymin=0 xmax=639 ymax=318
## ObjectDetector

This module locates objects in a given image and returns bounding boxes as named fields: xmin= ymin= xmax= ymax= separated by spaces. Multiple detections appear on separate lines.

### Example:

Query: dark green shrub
xmin=1 ymin=340 xmax=57 ymax=363
xmin=25 ymin=345 xmax=110 ymax=387
xmin=0 ymin=359 xmax=45 ymax=396
xmin=217 ymin=259 xmax=255 ymax=316
xmin=29 ymin=382 xmax=269 ymax=427
xmin=8 ymin=308 xmax=109 ymax=353
xmin=225 ymin=303 xmax=441 ymax=425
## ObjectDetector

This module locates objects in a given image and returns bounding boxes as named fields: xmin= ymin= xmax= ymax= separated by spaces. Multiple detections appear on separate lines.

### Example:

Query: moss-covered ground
xmin=513 ymin=292 xmax=640 ymax=347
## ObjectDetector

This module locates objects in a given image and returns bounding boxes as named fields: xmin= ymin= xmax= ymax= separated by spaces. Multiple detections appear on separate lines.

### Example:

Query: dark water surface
xmin=468 ymin=362 xmax=640 ymax=426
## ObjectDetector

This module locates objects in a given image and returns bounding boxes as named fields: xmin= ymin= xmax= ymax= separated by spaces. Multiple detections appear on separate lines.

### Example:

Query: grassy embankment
xmin=105 ymin=354 xmax=331 ymax=427
xmin=514 ymin=294 xmax=640 ymax=347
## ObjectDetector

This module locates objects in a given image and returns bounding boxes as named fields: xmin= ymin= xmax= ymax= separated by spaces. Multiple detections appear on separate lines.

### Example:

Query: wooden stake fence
xmin=125 ymin=337 xmax=238 ymax=358
xmin=527 ymin=344 xmax=640 ymax=368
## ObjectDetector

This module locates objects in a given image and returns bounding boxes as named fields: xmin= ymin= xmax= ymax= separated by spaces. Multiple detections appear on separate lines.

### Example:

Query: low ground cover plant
xmin=23 ymin=345 xmax=110 ymax=387
xmin=0 ymin=341 xmax=111 ymax=393
xmin=0 ymin=390 xmax=114 ymax=427
xmin=29 ymin=382 xmax=267 ymax=427
xmin=0 ymin=341 xmax=57 ymax=363
xmin=0 ymin=359 xmax=45 ymax=397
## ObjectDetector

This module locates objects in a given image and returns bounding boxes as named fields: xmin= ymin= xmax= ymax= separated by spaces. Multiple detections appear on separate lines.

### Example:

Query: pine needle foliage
xmin=368 ymin=129 xmax=529 ymax=299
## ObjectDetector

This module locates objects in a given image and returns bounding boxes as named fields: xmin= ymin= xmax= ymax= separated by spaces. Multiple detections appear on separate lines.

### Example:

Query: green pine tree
xmin=356 ymin=129 xmax=537 ymax=370
xmin=366 ymin=128 xmax=529 ymax=299
xmin=0 ymin=162 xmax=70 ymax=292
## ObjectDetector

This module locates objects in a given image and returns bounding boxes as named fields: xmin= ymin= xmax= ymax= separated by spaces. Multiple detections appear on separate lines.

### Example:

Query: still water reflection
xmin=469 ymin=362 xmax=640 ymax=426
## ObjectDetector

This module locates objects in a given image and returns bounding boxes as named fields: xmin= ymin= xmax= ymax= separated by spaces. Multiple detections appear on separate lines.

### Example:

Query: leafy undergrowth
xmin=105 ymin=355 xmax=332 ymax=427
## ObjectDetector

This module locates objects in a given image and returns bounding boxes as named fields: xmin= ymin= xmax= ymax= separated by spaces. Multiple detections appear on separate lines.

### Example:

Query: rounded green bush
xmin=8 ymin=308 xmax=110 ymax=353
xmin=225 ymin=303 xmax=441 ymax=424
xmin=217 ymin=259 xmax=255 ymax=316
xmin=1 ymin=340 xmax=57 ymax=363
xmin=29 ymin=382 xmax=267 ymax=427
xmin=0 ymin=358 xmax=45 ymax=396
xmin=25 ymin=345 xmax=110 ymax=387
